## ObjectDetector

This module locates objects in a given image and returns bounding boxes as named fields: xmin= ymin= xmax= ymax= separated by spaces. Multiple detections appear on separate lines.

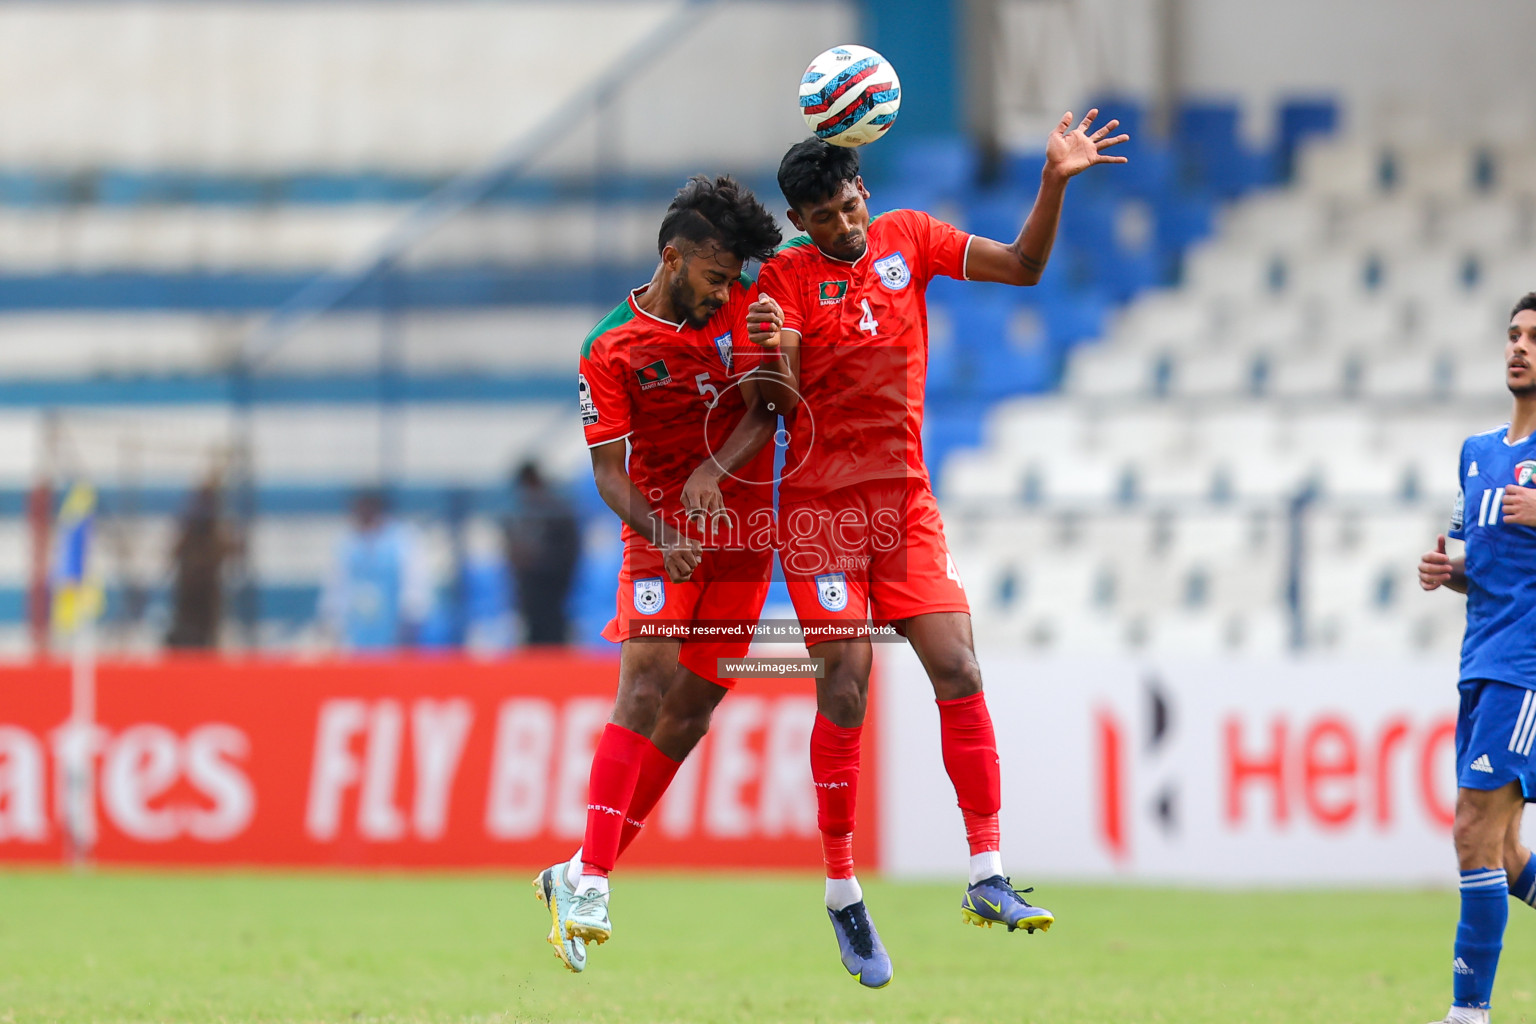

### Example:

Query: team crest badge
xmin=1516 ymin=460 xmax=1536 ymax=486
xmin=578 ymin=373 xmax=598 ymax=426
xmin=713 ymin=332 xmax=734 ymax=372
xmin=633 ymin=577 xmax=665 ymax=615
xmin=816 ymin=572 xmax=848 ymax=612
xmin=873 ymin=252 xmax=910 ymax=291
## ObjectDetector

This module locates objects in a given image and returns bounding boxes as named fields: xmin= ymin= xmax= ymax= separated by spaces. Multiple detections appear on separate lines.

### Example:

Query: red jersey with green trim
xmin=579 ymin=279 xmax=773 ymax=548
xmin=754 ymin=208 xmax=972 ymax=501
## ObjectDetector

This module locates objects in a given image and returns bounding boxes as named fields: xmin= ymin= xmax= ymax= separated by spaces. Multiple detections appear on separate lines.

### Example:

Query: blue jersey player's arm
xmin=1419 ymin=534 xmax=1466 ymax=595
xmin=1423 ymin=440 xmax=1469 ymax=594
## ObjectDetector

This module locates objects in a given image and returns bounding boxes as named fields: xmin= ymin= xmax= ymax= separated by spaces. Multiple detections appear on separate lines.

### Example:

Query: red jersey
xmin=755 ymin=208 xmax=972 ymax=501
xmin=579 ymin=279 xmax=774 ymax=549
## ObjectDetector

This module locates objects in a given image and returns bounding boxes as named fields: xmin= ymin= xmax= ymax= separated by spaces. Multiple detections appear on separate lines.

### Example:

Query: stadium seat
xmin=1168 ymin=349 xmax=1257 ymax=399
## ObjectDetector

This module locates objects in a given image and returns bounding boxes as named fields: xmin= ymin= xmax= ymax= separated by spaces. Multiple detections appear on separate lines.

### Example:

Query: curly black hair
xmin=776 ymin=137 xmax=860 ymax=211
xmin=1512 ymin=292 xmax=1536 ymax=322
xmin=658 ymin=175 xmax=781 ymax=263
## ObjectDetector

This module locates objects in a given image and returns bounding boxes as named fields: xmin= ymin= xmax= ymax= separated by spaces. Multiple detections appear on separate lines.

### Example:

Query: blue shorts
xmin=1456 ymin=679 xmax=1536 ymax=800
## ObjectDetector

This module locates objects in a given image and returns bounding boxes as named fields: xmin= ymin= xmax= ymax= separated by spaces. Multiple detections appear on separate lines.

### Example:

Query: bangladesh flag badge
xmin=634 ymin=359 xmax=672 ymax=390
xmin=818 ymin=280 xmax=848 ymax=305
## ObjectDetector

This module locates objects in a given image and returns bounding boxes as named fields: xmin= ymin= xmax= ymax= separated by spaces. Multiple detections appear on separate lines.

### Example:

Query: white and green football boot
xmin=565 ymin=884 xmax=613 ymax=945
xmin=533 ymin=863 xmax=586 ymax=973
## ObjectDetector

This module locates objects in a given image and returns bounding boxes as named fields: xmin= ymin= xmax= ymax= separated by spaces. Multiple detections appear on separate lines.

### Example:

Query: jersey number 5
xmin=857 ymin=298 xmax=879 ymax=336
xmin=695 ymin=372 xmax=719 ymax=408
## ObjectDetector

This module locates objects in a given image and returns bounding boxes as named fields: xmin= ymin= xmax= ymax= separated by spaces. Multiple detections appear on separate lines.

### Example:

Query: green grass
xmin=0 ymin=869 xmax=1531 ymax=1023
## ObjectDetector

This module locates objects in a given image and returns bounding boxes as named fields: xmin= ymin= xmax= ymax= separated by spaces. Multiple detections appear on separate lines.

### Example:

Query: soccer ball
xmin=799 ymin=45 xmax=901 ymax=148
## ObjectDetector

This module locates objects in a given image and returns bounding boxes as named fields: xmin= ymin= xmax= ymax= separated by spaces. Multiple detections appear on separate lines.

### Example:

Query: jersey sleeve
xmin=755 ymin=254 xmax=804 ymax=336
xmin=725 ymin=276 xmax=765 ymax=379
xmin=1449 ymin=439 xmax=1468 ymax=540
xmin=910 ymin=209 xmax=973 ymax=284
xmin=579 ymin=342 xmax=633 ymax=448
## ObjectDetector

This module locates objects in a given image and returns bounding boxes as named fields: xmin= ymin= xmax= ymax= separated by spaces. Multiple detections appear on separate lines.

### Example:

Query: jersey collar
xmin=627 ymin=285 xmax=687 ymax=333
xmin=813 ymin=244 xmax=870 ymax=268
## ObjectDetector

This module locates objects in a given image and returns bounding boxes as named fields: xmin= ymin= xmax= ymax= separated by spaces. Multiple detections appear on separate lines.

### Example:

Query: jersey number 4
xmin=857 ymin=299 xmax=879 ymax=336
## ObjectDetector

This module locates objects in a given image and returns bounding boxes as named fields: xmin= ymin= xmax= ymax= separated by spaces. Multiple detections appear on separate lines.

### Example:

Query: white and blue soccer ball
xmin=799 ymin=45 xmax=901 ymax=148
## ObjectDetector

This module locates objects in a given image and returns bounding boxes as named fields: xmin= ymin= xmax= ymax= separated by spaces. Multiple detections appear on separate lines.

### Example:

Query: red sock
xmin=615 ymin=740 xmax=683 ymax=860
xmin=810 ymin=714 xmax=861 ymax=877
xmin=581 ymin=723 xmax=648 ymax=876
xmin=937 ymin=693 xmax=1002 ymax=855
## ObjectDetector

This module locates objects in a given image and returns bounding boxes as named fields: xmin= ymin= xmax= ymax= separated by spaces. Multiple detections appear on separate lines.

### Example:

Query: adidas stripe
xmin=1511 ymin=690 xmax=1536 ymax=756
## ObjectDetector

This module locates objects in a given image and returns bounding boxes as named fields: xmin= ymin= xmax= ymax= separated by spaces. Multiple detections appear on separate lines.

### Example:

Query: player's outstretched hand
xmin=1419 ymin=534 xmax=1454 ymax=591
xmin=1045 ymin=109 xmax=1130 ymax=180
xmin=681 ymin=463 xmax=726 ymax=519
xmin=1502 ymin=485 xmax=1536 ymax=526
xmin=747 ymin=295 xmax=784 ymax=349
xmin=664 ymin=534 xmax=703 ymax=583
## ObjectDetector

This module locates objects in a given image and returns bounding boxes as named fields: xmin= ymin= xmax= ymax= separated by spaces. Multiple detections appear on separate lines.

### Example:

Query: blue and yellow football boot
xmin=961 ymin=876 xmax=1054 ymax=933
xmin=826 ymin=900 xmax=893 ymax=988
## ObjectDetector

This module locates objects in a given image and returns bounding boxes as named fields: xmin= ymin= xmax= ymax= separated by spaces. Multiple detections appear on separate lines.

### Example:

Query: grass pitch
xmin=0 ymin=869 xmax=1529 ymax=1023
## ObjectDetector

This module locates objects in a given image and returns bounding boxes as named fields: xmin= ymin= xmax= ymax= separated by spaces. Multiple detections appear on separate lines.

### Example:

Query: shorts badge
xmin=816 ymin=572 xmax=848 ymax=612
xmin=633 ymin=577 xmax=665 ymax=615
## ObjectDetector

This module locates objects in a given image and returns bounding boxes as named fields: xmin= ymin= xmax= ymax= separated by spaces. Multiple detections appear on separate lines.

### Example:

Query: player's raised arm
xmin=965 ymin=108 xmax=1129 ymax=287
xmin=589 ymin=439 xmax=701 ymax=582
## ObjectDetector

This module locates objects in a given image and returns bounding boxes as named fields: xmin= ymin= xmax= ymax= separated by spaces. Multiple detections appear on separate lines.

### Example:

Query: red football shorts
xmin=602 ymin=541 xmax=773 ymax=687
xmin=779 ymin=478 xmax=968 ymax=645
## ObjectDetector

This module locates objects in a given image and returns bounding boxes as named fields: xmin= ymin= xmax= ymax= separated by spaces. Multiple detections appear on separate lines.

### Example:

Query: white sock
xmin=825 ymin=875 xmax=863 ymax=911
xmin=564 ymin=848 xmax=583 ymax=891
xmin=969 ymin=850 xmax=1004 ymax=884
xmin=576 ymin=873 xmax=610 ymax=897
xmin=1446 ymin=1008 xmax=1489 ymax=1024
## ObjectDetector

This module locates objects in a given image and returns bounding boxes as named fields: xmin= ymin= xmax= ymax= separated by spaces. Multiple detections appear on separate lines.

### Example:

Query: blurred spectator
xmin=165 ymin=476 xmax=239 ymax=650
xmin=503 ymin=461 xmax=580 ymax=646
xmin=320 ymin=489 xmax=434 ymax=651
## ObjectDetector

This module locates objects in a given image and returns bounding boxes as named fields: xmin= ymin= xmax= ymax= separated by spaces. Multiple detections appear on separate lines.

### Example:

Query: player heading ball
xmin=743 ymin=112 xmax=1127 ymax=987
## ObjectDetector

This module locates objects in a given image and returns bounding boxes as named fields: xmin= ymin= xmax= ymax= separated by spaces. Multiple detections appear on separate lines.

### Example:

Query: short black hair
xmin=1512 ymin=292 xmax=1536 ymax=321
xmin=777 ymin=137 xmax=860 ymax=210
xmin=657 ymin=175 xmax=781 ymax=263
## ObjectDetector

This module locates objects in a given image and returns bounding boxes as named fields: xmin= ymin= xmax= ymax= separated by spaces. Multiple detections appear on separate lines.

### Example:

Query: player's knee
xmin=611 ymin=666 xmax=672 ymax=733
xmin=659 ymin=700 xmax=714 ymax=756
xmin=818 ymin=663 xmax=868 ymax=727
xmin=1452 ymin=799 xmax=1502 ymax=867
xmin=928 ymin=649 xmax=983 ymax=702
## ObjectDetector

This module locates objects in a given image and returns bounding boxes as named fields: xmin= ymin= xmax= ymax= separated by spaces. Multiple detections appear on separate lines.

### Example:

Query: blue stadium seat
xmin=1276 ymin=98 xmax=1340 ymax=181
xmin=1176 ymin=101 xmax=1276 ymax=196
xmin=889 ymin=135 xmax=978 ymax=194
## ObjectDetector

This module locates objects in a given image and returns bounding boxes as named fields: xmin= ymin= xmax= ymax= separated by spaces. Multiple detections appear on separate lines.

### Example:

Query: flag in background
xmin=51 ymin=482 xmax=102 ymax=632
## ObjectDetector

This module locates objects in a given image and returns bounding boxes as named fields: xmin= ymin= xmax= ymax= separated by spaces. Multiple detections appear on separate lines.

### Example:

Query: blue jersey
xmin=1450 ymin=425 xmax=1536 ymax=689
